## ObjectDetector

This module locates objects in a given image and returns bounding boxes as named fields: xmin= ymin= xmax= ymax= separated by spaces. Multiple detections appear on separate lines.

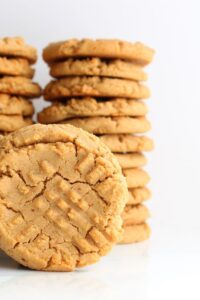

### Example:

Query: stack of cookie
xmin=0 ymin=37 xmax=41 ymax=134
xmin=39 ymin=39 xmax=154 ymax=244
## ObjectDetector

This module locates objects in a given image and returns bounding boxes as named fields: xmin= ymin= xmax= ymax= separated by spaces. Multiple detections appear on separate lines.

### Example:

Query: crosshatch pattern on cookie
xmin=0 ymin=124 xmax=128 ymax=271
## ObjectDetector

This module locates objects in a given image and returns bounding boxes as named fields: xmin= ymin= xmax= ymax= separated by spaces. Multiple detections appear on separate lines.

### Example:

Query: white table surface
xmin=0 ymin=221 xmax=199 ymax=300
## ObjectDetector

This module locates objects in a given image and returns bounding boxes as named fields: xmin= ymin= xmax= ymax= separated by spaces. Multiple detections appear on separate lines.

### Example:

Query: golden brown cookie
xmin=38 ymin=98 xmax=148 ymax=124
xmin=43 ymin=77 xmax=150 ymax=101
xmin=0 ymin=57 xmax=34 ymax=78
xmin=122 ymin=204 xmax=149 ymax=226
xmin=119 ymin=223 xmax=150 ymax=244
xmin=50 ymin=58 xmax=147 ymax=81
xmin=114 ymin=153 xmax=147 ymax=169
xmin=43 ymin=39 xmax=155 ymax=65
xmin=0 ymin=94 xmax=34 ymax=116
xmin=0 ymin=76 xmax=41 ymax=98
xmin=60 ymin=116 xmax=151 ymax=134
xmin=0 ymin=124 xmax=128 ymax=271
xmin=123 ymin=168 xmax=150 ymax=188
xmin=99 ymin=135 xmax=154 ymax=153
xmin=0 ymin=37 xmax=37 ymax=63
xmin=0 ymin=115 xmax=33 ymax=132
xmin=128 ymin=187 xmax=151 ymax=205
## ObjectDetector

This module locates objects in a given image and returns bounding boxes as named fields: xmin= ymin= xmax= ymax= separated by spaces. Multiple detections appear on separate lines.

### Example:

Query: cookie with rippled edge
xmin=99 ymin=135 xmax=154 ymax=153
xmin=0 ymin=37 xmax=37 ymax=63
xmin=123 ymin=168 xmax=150 ymax=188
xmin=0 ymin=94 xmax=34 ymax=116
xmin=43 ymin=39 xmax=154 ymax=66
xmin=0 ymin=76 xmax=41 ymax=98
xmin=114 ymin=153 xmax=147 ymax=169
xmin=37 ymin=98 xmax=148 ymax=124
xmin=119 ymin=223 xmax=150 ymax=244
xmin=43 ymin=77 xmax=150 ymax=101
xmin=0 ymin=115 xmax=33 ymax=132
xmin=59 ymin=116 xmax=150 ymax=135
xmin=50 ymin=58 xmax=148 ymax=81
xmin=0 ymin=57 xmax=34 ymax=78
xmin=128 ymin=187 xmax=151 ymax=205
xmin=122 ymin=204 xmax=149 ymax=226
xmin=0 ymin=124 xmax=128 ymax=271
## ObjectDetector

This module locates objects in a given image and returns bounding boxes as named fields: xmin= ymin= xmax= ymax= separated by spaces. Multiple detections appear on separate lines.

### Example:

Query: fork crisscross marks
xmin=0 ymin=124 xmax=127 ymax=271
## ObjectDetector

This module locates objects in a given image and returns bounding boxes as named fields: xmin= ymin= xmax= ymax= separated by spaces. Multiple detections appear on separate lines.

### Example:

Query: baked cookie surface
xmin=119 ymin=223 xmax=150 ymax=244
xmin=61 ymin=116 xmax=151 ymax=134
xmin=114 ymin=152 xmax=147 ymax=169
xmin=0 ymin=37 xmax=37 ymax=63
xmin=43 ymin=39 xmax=155 ymax=65
xmin=123 ymin=168 xmax=150 ymax=188
xmin=0 ymin=76 xmax=41 ymax=97
xmin=122 ymin=204 xmax=149 ymax=226
xmin=0 ymin=115 xmax=33 ymax=131
xmin=0 ymin=57 xmax=34 ymax=78
xmin=50 ymin=58 xmax=147 ymax=81
xmin=99 ymin=135 xmax=154 ymax=153
xmin=44 ymin=76 xmax=150 ymax=100
xmin=38 ymin=98 xmax=147 ymax=123
xmin=128 ymin=187 xmax=151 ymax=205
xmin=0 ymin=94 xmax=34 ymax=116
xmin=0 ymin=124 xmax=128 ymax=271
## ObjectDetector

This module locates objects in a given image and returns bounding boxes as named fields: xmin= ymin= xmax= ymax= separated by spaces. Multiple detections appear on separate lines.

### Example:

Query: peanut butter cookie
xmin=0 ymin=124 xmax=128 ymax=271
xmin=0 ymin=76 xmax=41 ymax=98
xmin=0 ymin=37 xmax=37 ymax=63
xmin=122 ymin=204 xmax=149 ymax=226
xmin=128 ymin=187 xmax=151 ymax=205
xmin=0 ymin=115 xmax=33 ymax=132
xmin=0 ymin=57 xmax=34 ymax=78
xmin=61 ymin=116 xmax=151 ymax=134
xmin=0 ymin=94 xmax=34 ymax=116
xmin=43 ymin=39 xmax=154 ymax=65
xmin=119 ymin=223 xmax=150 ymax=244
xmin=123 ymin=168 xmax=150 ymax=188
xmin=44 ymin=77 xmax=150 ymax=100
xmin=114 ymin=153 xmax=147 ymax=169
xmin=50 ymin=58 xmax=147 ymax=81
xmin=99 ymin=135 xmax=154 ymax=153
xmin=38 ymin=98 xmax=148 ymax=123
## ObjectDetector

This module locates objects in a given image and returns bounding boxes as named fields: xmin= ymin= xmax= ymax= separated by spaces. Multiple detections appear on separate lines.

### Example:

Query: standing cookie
xmin=0 ymin=124 xmax=128 ymax=271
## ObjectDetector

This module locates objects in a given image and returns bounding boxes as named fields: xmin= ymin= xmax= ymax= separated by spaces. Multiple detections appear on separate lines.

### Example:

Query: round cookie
xmin=0 ymin=76 xmax=41 ymax=98
xmin=123 ymin=168 xmax=150 ymax=188
xmin=38 ymin=98 xmax=148 ymax=124
xmin=43 ymin=77 xmax=150 ymax=101
xmin=0 ymin=115 xmax=33 ymax=132
xmin=0 ymin=94 xmax=34 ymax=116
xmin=119 ymin=223 xmax=150 ymax=244
xmin=128 ymin=187 xmax=151 ymax=205
xmin=122 ymin=204 xmax=149 ymax=226
xmin=0 ymin=37 xmax=37 ymax=63
xmin=50 ymin=58 xmax=148 ymax=81
xmin=0 ymin=57 xmax=34 ymax=78
xmin=61 ymin=116 xmax=151 ymax=135
xmin=99 ymin=135 xmax=154 ymax=153
xmin=114 ymin=153 xmax=147 ymax=169
xmin=0 ymin=124 xmax=128 ymax=271
xmin=43 ymin=39 xmax=155 ymax=65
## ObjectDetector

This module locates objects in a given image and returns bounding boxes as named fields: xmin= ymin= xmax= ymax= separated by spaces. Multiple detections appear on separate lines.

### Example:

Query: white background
xmin=0 ymin=0 xmax=200 ymax=299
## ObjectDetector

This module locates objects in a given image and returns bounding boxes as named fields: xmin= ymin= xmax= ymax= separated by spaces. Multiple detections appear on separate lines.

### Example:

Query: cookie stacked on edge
xmin=0 ymin=37 xmax=41 ymax=134
xmin=39 ymin=39 xmax=154 ymax=244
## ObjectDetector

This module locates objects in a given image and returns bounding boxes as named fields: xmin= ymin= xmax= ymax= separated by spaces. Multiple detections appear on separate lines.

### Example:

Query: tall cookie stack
xmin=0 ymin=37 xmax=41 ymax=134
xmin=39 ymin=39 xmax=154 ymax=244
